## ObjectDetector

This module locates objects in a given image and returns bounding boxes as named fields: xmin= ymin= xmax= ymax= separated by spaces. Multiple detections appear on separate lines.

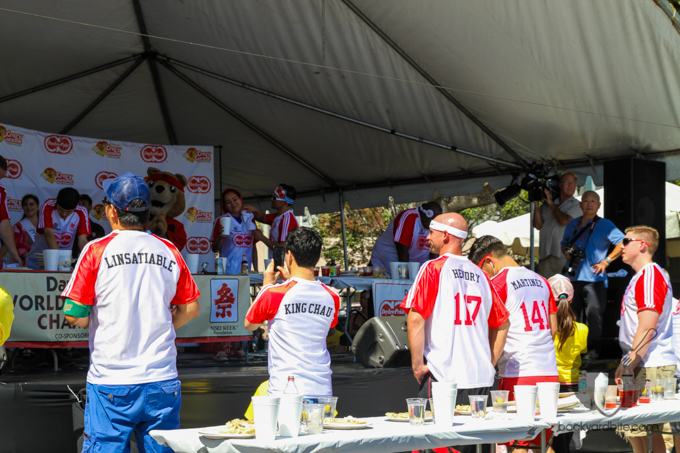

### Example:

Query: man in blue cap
xmin=61 ymin=172 xmax=200 ymax=453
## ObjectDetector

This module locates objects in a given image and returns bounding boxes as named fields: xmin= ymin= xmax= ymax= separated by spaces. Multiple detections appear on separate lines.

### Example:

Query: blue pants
xmin=82 ymin=379 xmax=181 ymax=453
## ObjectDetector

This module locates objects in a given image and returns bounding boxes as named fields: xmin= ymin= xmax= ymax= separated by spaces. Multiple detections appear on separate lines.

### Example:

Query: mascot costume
xmin=145 ymin=167 xmax=188 ymax=251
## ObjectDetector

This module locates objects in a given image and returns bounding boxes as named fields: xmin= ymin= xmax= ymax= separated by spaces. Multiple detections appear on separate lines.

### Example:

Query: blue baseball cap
xmin=102 ymin=172 xmax=151 ymax=212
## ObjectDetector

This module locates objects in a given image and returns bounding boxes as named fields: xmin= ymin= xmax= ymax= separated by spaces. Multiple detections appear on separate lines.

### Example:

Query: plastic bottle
xmin=593 ymin=373 xmax=608 ymax=411
xmin=329 ymin=257 xmax=337 ymax=277
xmin=241 ymin=253 xmax=248 ymax=274
xmin=577 ymin=370 xmax=590 ymax=408
xmin=284 ymin=376 xmax=298 ymax=394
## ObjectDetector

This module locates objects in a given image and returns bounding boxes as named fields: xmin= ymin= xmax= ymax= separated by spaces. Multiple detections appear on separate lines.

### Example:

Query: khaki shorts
xmin=618 ymin=365 xmax=677 ymax=438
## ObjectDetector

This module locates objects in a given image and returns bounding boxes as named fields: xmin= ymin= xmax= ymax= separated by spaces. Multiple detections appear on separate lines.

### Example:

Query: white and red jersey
xmin=265 ymin=210 xmax=298 ymax=259
xmin=671 ymin=298 xmax=680 ymax=377
xmin=370 ymin=208 xmax=430 ymax=274
xmin=210 ymin=212 xmax=257 ymax=274
xmin=61 ymin=230 xmax=200 ymax=385
xmin=0 ymin=184 xmax=10 ymax=249
xmin=247 ymin=278 xmax=339 ymax=396
xmin=400 ymin=254 xmax=510 ymax=388
xmin=491 ymin=267 xmax=558 ymax=378
xmin=38 ymin=200 xmax=91 ymax=250
xmin=619 ymin=262 xmax=675 ymax=368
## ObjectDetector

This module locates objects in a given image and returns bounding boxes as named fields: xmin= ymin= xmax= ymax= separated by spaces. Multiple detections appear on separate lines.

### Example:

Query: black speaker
xmin=603 ymin=158 xmax=666 ymax=265
xmin=351 ymin=316 xmax=410 ymax=368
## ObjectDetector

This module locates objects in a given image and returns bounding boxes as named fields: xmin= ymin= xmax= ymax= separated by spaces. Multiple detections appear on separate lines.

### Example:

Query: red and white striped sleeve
xmin=400 ymin=256 xmax=446 ymax=319
xmin=0 ymin=185 xmax=10 ymax=222
xmin=393 ymin=210 xmax=417 ymax=247
xmin=61 ymin=234 xmax=117 ymax=305
xmin=634 ymin=265 xmax=668 ymax=314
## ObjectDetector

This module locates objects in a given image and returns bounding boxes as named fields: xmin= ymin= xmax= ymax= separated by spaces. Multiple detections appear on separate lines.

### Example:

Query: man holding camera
xmin=533 ymin=171 xmax=582 ymax=278
xmin=561 ymin=190 xmax=624 ymax=360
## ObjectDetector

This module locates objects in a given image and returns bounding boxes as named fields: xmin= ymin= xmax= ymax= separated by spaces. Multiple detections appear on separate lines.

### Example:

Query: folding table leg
xmin=541 ymin=429 xmax=546 ymax=453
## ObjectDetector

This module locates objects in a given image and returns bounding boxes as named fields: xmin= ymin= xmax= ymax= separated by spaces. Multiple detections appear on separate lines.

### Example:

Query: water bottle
xmin=284 ymin=375 xmax=298 ymax=394
xmin=578 ymin=370 xmax=590 ymax=408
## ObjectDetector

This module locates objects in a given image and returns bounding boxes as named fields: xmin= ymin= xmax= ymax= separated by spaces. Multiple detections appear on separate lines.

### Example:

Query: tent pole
xmin=530 ymin=202 xmax=535 ymax=271
xmin=340 ymin=191 xmax=349 ymax=271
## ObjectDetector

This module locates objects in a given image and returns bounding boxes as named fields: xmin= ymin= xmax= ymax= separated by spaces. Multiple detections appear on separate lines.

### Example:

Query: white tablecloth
xmin=150 ymin=415 xmax=549 ymax=453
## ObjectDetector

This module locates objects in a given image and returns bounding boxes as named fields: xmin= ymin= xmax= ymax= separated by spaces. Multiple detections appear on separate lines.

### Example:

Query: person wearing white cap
xmin=369 ymin=201 xmax=443 ymax=277
xmin=61 ymin=172 xmax=200 ymax=453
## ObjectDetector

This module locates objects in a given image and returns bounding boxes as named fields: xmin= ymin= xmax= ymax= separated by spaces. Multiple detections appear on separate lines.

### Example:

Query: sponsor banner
xmin=0 ymin=123 xmax=215 ymax=270
xmin=3 ymin=273 xmax=251 ymax=344
xmin=372 ymin=281 xmax=410 ymax=317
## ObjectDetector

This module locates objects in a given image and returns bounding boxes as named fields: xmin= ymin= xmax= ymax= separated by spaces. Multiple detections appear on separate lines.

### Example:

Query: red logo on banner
xmin=379 ymin=300 xmax=404 ymax=317
xmin=6 ymin=159 xmax=22 ymax=179
xmin=232 ymin=234 xmax=253 ymax=248
xmin=7 ymin=198 xmax=21 ymax=211
xmin=214 ymin=283 xmax=236 ymax=318
xmin=44 ymin=135 xmax=74 ymax=154
xmin=92 ymin=141 xmax=122 ymax=158
xmin=187 ymin=176 xmax=211 ymax=194
xmin=184 ymin=207 xmax=212 ymax=223
xmin=95 ymin=171 xmax=118 ymax=190
xmin=55 ymin=232 xmax=73 ymax=248
xmin=140 ymin=145 xmax=167 ymax=163
xmin=183 ymin=147 xmax=212 ymax=163
xmin=41 ymin=167 xmax=74 ymax=185
xmin=92 ymin=204 xmax=105 ymax=220
xmin=186 ymin=237 xmax=211 ymax=254
xmin=0 ymin=125 xmax=24 ymax=145
xmin=417 ymin=236 xmax=430 ymax=251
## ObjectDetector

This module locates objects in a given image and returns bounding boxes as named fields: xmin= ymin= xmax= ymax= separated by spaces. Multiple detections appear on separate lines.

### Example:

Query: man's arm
xmin=64 ymin=299 xmax=90 ymax=328
xmin=242 ymin=205 xmax=265 ymax=223
xmin=395 ymin=242 xmax=409 ymax=262
xmin=406 ymin=310 xmax=429 ymax=383
xmin=489 ymin=319 xmax=509 ymax=366
xmin=549 ymin=312 xmax=558 ymax=338
xmin=77 ymin=234 xmax=88 ymax=252
xmin=592 ymin=240 xmax=624 ymax=275
xmin=532 ymin=201 xmax=544 ymax=230
xmin=44 ymin=227 xmax=59 ymax=250
xmin=172 ymin=300 xmax=200 ymax=330
xmin=0 ymin=219 xmax=22 ymax=266
xmin=615 ymin=309 xmax=660 ymax=380
xmin=545 ymin=191 xmax=574 ymax=226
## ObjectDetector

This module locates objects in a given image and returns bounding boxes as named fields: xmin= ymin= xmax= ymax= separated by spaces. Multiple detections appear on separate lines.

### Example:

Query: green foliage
xmin=460 ymin=190 xmax=531 ymax=231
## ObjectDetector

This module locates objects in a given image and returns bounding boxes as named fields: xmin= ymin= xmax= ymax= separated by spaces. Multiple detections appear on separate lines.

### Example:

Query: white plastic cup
xmin=514 ymin=385 xmax=538 ymax=421
xmin=44 ymin=249 xmax=60 ymax=271
xmin=389 ymin=262 xmax=400 ymax=279
xmin=58 ymin=250 xmax=72 ymax=271
xmin=407 ymin=262 xmax=421 ymax=280
xmin=185 ymin=253 xmax=199 ymax=274
xmin=537 ymin=382 xmax=560 ymax=420
xmin=278 ymin=395 xmax=303 ymax=437
xmin=432 ymin=381 xmax=457 ymax=427
xmin=220 ymin=216 xmax=232 ymax=236
xmin=252 ymin=396 xmax=280 ymax=441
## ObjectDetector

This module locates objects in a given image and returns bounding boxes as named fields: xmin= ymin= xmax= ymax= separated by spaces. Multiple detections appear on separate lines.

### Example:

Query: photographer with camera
xmin=532 ymin=171 xmax=583 ymax=278
xmin=561 ymin=190 xmax=624 ymax=360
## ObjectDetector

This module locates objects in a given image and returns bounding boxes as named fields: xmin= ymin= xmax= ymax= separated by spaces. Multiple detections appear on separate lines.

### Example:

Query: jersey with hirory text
xmin=264 ymin=210 xmax=298 ymax=258
xmin=61 ymin=230 xmax=200 ymax=385
xmin=619 ymin=262 xmax=674 ymax=368
xmin=38 ymin=200 xmax=91 ymax=250
xmin=400 ymin=254 xmax=509 ymax=388
xmin=247 ymin=278 xmax=339 ymax=396
xmin=491 ymin=267 xmax=558 ymax=378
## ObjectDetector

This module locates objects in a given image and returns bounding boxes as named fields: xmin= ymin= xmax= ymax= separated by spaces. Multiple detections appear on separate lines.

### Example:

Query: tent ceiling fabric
xmin=1 ymin=1 xmax=680 ymax=214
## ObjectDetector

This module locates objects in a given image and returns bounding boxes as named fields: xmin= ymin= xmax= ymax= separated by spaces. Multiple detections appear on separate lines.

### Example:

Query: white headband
xmin=419 ymin=203 xmax=434 ymax=218
xmin=429 ymin=219 xmax=468 ymax=239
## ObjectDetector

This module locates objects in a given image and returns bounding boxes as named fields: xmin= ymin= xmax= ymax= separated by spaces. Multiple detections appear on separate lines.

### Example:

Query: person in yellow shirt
xmin=0 ymin=286 xmax=13 ymax=346
xmin=549 ymin=274 xmax=588 ymax=453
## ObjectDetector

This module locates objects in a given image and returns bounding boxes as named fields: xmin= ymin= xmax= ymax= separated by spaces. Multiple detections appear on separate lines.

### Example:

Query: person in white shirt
xmin=211 ymin=187 xmax=258 ymax=274
xmin=245 ymin=227 xmax=339 ymax=396
xmin=62 ymin=172 xmax=200 ymax=453
xmin=401 ymin=213 xmax=509 ymax=453
xmin=615 ymin=226 xmax=675 ymax=453
xmin=244 ymin=184 xmax=299 ymax=259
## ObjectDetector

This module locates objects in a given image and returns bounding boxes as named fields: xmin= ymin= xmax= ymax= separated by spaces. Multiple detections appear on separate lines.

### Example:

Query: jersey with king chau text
xmin=619 ymin=262 xmax=674 ymax=368
xmin=247 ymin=277 xmax=339 ymax=396
xmin=491 ymin=267 xmax=558 ymax=378
xmin=61 ymin=230 xmax=200 ymax=385
xmin=400 ymin=254 xmax=509 ymax=388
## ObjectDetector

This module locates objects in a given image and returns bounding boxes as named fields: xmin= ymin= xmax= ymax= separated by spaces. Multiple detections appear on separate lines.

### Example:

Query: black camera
xmin=563 ymin=244 xmax=586 ymax=276
xmin=520 ymin=163 xmax=561 ymax=202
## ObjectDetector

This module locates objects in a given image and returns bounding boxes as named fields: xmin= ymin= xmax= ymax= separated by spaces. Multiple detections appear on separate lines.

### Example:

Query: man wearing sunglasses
xmin=615 ymin=226 xmax=674 ymax=453
xmin=244 ymin=184 xmax=298 ymax=259
xmin=560 ymin=190 xmax=624 ymax=360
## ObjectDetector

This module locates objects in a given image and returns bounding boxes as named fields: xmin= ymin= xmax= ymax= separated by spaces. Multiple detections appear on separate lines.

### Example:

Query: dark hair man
xmin=245 ymin=227 xmax=340 ymax=396
xmin=62 ymin=172 xmax=200 ymax=452
xmin=244 ymin=184 xmax=299 ymax=259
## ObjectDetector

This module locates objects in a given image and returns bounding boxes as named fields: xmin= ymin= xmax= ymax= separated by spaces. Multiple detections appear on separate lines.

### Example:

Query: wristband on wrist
xmin=604 ymin=257 xmax=612 ymax=264
xmin=63 ymin=298 xmax=91 ymax=318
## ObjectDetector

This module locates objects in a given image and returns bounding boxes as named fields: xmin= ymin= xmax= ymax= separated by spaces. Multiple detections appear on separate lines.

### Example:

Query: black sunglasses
xmin=102 ymin=197 xmax=111 ymax=206
xmin=622 ymin=237 xmax=650 ymax=247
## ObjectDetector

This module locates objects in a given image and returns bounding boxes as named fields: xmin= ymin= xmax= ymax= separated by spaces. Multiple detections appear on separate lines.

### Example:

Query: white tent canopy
xmin=2 ymin=1 xmax=680 ymax=214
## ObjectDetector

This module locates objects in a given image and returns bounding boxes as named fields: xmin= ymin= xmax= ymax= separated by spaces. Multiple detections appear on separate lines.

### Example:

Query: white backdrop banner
xmin=0 ymin=123 xmax=215 ymax=267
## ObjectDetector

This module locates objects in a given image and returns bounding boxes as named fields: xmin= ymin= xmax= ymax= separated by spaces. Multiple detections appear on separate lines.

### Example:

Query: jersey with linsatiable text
xmin=247 ymin=278 xmax=339 ymax=396
xmin=619 ymin=262 xmax=674 ymax=367
xmin=491 ymin=267 xmax=558 ymax=378
xmin=400 ymin=254 xmax=509 ymax=388
xmin=61 ymin=230 xmax=200 ymax=385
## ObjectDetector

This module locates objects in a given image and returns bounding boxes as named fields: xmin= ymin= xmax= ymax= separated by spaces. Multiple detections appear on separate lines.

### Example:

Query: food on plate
xmin=219 ymin=419 xmax=255 ymax=435
xmin=455 ymin=404 xmax=471 ymax=411
xmin=385 ymin=411 xmax=433 ymax=419
xmin=325 ymin=417 xmax=366 ymax=424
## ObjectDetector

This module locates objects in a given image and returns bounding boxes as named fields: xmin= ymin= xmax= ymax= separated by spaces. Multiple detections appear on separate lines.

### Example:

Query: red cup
xmin=321 ymin=266 xmax=330 ymax=277
xmin=621 ymin=389 xmax=637 ymax=408
xmin=313 ymin=268 xmax=319 ymax=277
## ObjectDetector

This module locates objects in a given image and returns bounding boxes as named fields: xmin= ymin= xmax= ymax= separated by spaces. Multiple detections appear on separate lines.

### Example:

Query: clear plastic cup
xmin=302 ymin=402 xmax=324 ymax=434
xmin=490 ymin=390 xmax=509 ymax=413
xmin=652 ymin=379 xmax=665 ymax=402
xmin=317 ymin=396 xmax=338 ymax=421
xmin=665 ymin=377 xmax=677 ymax=399
xmin=605 ymin=385 xmax=618 ymax=409
xmin=469 ymin=395 xmax=488 ymax=418
xmin=406 ymin=398 xmax=427 ymax=426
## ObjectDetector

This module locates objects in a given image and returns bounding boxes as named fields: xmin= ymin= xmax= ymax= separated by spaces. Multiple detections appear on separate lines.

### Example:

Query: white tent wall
xmin=1 ymin=1 xmax=680 ymax=216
